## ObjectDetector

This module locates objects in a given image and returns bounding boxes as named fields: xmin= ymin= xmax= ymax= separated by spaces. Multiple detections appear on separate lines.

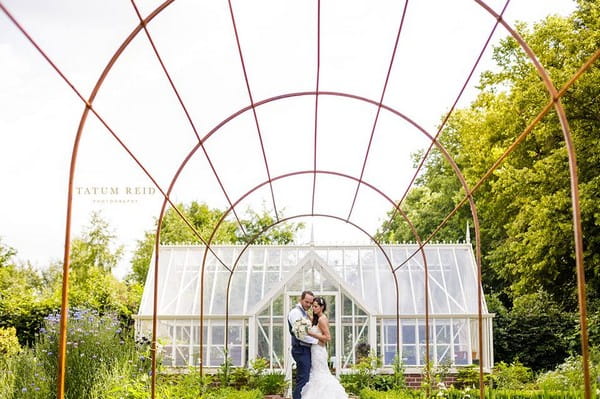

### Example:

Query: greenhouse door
xmin=284 ymin=292 xmax=341 ymax=380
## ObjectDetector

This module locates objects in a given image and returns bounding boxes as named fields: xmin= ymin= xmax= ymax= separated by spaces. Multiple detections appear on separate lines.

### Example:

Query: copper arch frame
xmin=0 ymin=0 xmax=597 ymax=398
xmin=152 ymin=87 xmax=485 ymax=394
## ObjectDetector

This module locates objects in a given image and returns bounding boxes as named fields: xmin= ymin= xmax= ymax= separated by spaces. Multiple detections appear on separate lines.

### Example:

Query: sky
xmin=0 ymin=0 xmax=576 ymax=279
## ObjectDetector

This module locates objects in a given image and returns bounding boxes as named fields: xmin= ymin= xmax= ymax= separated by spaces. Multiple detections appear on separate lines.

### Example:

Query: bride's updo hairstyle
xmin=312 ymin=297 xmax=327 ymax=326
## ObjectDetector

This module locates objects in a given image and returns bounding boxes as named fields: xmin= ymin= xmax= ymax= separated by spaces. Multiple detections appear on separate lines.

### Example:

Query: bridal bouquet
xmin=292 ymin=317 xmax=312 ymax=340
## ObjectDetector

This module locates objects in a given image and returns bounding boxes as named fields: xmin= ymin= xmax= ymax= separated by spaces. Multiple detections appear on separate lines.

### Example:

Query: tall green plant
xmin=9 ymin=309 xmax=149 ymax=399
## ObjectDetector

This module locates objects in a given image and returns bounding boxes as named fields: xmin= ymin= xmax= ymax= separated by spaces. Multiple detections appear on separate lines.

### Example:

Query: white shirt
xmin=288 ymin=304 xmax=319 ymax=345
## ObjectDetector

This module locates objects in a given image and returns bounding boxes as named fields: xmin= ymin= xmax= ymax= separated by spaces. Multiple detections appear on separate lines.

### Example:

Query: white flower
xmin=292 ymin=317 xmax=312 ymax=340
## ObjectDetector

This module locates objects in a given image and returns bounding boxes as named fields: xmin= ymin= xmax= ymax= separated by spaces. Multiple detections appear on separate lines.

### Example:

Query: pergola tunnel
xmin=1 ymin=1 xmax=598 ymax=398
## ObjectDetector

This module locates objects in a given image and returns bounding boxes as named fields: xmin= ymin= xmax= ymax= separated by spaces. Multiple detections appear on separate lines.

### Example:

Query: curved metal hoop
xmin=0 ymin=0 xmax=592 ymax=397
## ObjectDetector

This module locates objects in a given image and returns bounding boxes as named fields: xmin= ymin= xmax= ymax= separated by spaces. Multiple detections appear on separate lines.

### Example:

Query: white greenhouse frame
xmin=134 ymin=243 xmax=493 ymax=377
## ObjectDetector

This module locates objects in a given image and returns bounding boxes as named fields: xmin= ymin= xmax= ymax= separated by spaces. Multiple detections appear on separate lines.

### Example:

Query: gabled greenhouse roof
xmin=138 ymin=243 xmax=487 ymax=317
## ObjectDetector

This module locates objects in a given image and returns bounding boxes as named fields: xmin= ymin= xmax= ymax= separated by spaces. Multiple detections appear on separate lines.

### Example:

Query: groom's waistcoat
xmin=288 ymin=305 xmax=311 ymax=348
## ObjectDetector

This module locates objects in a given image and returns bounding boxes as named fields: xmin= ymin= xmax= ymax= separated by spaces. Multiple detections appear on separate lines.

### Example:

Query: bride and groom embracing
xmin=287 ymin=290 xmax=348 ymax=399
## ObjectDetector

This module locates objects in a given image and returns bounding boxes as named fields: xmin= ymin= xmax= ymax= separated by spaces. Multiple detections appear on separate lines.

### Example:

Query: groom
xmin=288 ymin=290 xmax=318 ymax=399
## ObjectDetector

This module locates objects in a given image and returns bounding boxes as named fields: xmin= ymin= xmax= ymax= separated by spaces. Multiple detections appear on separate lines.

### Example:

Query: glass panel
xmin=435 ymin=323 xmax=451 ymax=344
xmin=402 ymin=323 xmax=416 ymax=344
xmin=229 ymin=346 xmax=242 ymax=366
xmin=163 ymin=345 xmax=175 ymax=366
xmin=288 ymin=268 xmax=304 ymax=290
xmin=247 ymin=271 xmax=264 ymax=309
xmin=175 ymin=346 xmax=189 ymax=366
xmin=251 ymin=247 xmax=265 ymax=266
xmin=210 ymin=346 xmax=225 ymax=366
xmin=384 ymin=346 xmax=396 ymax=365
xmin=437 ymin=345 xmax=451 ymax=364
xmin=410 ymin=265 xmax=426 ymax=314
xmin=267 ymin=248 xmax=281 ymax=266
xmin=228 ymin=326 xmax=242 ymax=345
xmin=257 ymin=324 xmax=269 ymax=360
xmin=344 ymin=249 xmax=359 ymax=266
xmin=212 ymin=271 xmax=230 ymax=314
xmin=229 ymin=272 xmax=246 ymax=313
xmin=454 ymin=249 xmax=478 ymax=313
xmin=419 ymin=344 xmax=434 ymax=364
xmin=383 ymin=320 xmax=397 ymax=365
xmin=360 ymin=248 xmax=375 ymax=266
xmin=282 ymin=248 xmax=297 ymax=266
xmin=328 ymin=249 xmax=343 ymax=267
xmin=273 ymin=325 xmax=283 ymax=352
xmin=430 ymin=270 xmax=450 ymax=314
xmin=402 ymin=345 xmax=416 ymax=365
xmin=273 ymin=295 xmax=283 ymax=314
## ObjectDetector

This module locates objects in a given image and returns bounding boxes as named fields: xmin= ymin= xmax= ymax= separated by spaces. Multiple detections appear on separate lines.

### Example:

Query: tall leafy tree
xmin=0 ymin=238 xmax=16 ymax=267
xmin=70 ymin=211 xmax=124 ymax=274
xmin=376 ymin=0 xmax=600 ymax=369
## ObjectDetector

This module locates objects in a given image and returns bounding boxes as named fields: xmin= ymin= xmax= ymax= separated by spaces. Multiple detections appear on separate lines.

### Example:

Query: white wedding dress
xmin=300 ymin=326 xmax=348 ymax=399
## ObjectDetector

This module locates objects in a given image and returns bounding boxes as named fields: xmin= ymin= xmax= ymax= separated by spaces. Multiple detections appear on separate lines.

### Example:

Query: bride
xmin=301 ymin=297 xmax=348 ymax=399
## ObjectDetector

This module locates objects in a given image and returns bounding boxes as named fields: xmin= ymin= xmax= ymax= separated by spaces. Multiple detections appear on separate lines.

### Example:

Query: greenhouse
xmin=135 ymin=242 xmax=493 ymax=376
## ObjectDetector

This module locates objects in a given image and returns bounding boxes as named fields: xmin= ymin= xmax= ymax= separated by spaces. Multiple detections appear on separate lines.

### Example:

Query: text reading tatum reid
xmin=75 ymin=186 xmax=156 ymax=196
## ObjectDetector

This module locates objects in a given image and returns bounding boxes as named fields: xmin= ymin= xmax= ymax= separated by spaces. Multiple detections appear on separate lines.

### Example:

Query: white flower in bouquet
xmin=292 ymin=317 xmax=312 ymax=340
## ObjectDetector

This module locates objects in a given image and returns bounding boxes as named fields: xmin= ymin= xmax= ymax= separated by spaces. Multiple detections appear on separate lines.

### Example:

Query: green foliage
xmin=421 ymin=358 xmax=453 ymax=391
xmin=341 ymin=350 xmax=383 ymax=394
xmin=215 ymin=356 xmax=287 ymax=395
xmin=237 ymin=207 xmax=304 ymax=245
xmin=376 ymin=1 xmax=600 ymax=370
xmin=0 ymin=237 xmax=16 ymax=266
xmin=490 ymin=291 xmax=576 ymax=371
xmin=254 ymin=372 xmax=288 ymax=395
xmin=0 ymin=262 xmax=59 ymax=346
xmin=490 ymin=361 xmax=534 ymax=390
xmin=359 ymin=388 xmax=418 ymax=399
xmin=217 ymin=355 xmax=234 ymax=387
xmin=360 ymin=387 xmax=593 ymax=399
xmin=1 ymin=346 xmax=54 ymax=399
xmin=455 ymin=365 xmax=479 ymax=389
xmin=199 ymin=387 xmax=263 ymax=399
xmin=2 ymin=309 xmax=150 ymax=399
xmin=0 ymin=213 xmax=140 ymax=347
xmin=0 ymin=326 xmax=20 ymax=357
xmin=70 ymin=211 xmax=123 ymax=273
xmin=154 ymin=371 xmax=213 ymax=399
xmin=535 ymin=347 xmax=600 ymax=391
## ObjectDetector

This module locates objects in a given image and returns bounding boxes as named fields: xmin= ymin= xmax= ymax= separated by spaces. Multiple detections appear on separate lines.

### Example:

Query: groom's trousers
xmin=291 ymin=344 xmax=311 ymax=399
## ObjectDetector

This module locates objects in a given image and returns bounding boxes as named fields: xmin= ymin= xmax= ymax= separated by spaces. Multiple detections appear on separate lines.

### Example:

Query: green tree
xmin=0 ymin=237 xmax=16 ymax=266
xmin=377 ymin=0 xmax=600 ymax=369
xmin=70 ymin=211 xmax=123 ymax=274
xmin=237 ymin=207 xmax=304 ymax=245
xmin=65 ymin=212 xmax=139 ymax=320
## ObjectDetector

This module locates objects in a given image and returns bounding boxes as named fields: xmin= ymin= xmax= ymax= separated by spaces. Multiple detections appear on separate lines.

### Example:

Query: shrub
xmin=0 ymin=327 xmax=20 ymax=357
xmin=255 ymin=372 xmax=288 ymax=395
xmin=8 ymin=308 xmax=149 ymax=399
xmin=359 ymin=388 xmax=417 ymax=399
xmin=536 ymin=351 xmax=598 ymax=391
xmin=490 ymin=361 xmax=534 ymax=389
xmin=341 ymin=350 xmax=382 ymax=394
xmin=155 ymin=371 xmax=213 ymax=398
xmin=5 ymin=347 xmax=54 ymax=399
xmin=200 ymin=388 xmax=263 ymax=399
xmin=455 ymin=365 xmax=479 ymax=388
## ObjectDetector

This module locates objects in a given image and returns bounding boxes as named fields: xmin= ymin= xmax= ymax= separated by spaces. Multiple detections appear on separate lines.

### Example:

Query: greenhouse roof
xmin=139 ymin=243 xmax=487 ymax=317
